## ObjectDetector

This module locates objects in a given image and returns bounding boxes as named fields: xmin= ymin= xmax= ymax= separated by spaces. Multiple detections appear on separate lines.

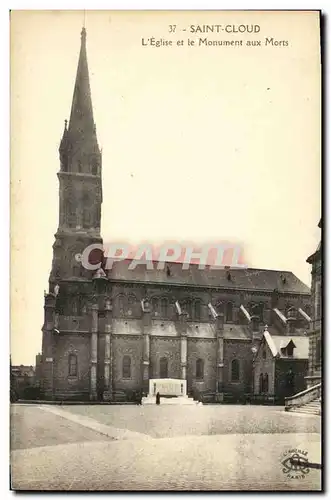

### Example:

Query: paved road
xmin=62 ymin=403 xmax=321 ymax=438
xmin=11 ymin=404 xmax=322 ymax=491
xmin=11 ymin=404 xmax=114 ymax=451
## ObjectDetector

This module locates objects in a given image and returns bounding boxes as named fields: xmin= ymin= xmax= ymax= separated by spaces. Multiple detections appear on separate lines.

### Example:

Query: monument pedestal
xmin=142 ymin=378 xmax=198 ymax=405
xmin=142 ymin=395 xmax=198 ymax=405
xmin=149 ymin=378 xmax=187 ymax=397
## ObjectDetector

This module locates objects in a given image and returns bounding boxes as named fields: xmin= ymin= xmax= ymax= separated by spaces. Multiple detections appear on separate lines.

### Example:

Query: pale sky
xmin=11 ymin=10 xmax=321 ymax=365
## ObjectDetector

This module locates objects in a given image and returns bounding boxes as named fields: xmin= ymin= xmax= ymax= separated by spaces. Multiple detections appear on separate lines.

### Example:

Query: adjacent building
xmin=253 ymin=330 xmax=309 ymax=403
xmin=11 ymin=364 xmax=36 ymax=399
xmin=306 ymin=219 xmax=322 ymax=388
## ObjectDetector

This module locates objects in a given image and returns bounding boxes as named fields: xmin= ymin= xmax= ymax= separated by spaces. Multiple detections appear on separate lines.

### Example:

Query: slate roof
xmin=109 ymin=260 xmax=310 ymax=294
xmin=264 ymin=333 xmax=309 ymax=359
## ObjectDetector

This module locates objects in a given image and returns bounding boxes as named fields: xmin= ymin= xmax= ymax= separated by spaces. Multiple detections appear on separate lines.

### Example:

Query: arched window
xmin=160 ymin=298 xmax=168 ymax=318
xmin=184 ymin=300 xmax=192 ymax=318
xmin=285 ymin=304 xmax=294 ymax=318
xmin=91 ymin=158 xmax=98 ymax=175
xmin=259 ymin=303 xmax=264 ymax=322
xmin=128 ymin=295 xmax=136 ymax=316
xmin=72 ymin=299 xmax=78 ymax=315
xmin=77 ymin=296 xmax=84 ymax=316
xmin=68 ymin=354 xmax=78 ymax=377
xmin=95 ymin=205 xmax=101 ymax=228
xmin=82 ymin=193 xmax=91 ymax=228
xmin=231 ymin=359 xmax=240 ymax=382
xmin=61 ymin=154 xmax=69 ymax=172
xmin=252 ymin=317 xmax=259 ymax=332
xmin=287 ymin=306 xmax=297 ymax=320
xmin=160 ymin=357 xmax=168 ymax=378
xmin=263 ymin=373 xmax=269 ymax=393
xmin=66 ymin=199 xmax=76 ymax=228
xmin=81 ymin=300 xmax=87 ymax=314
xmin=251 ymin=303 xmax=263 ymax=323
xmin=117 ymin=295 xmax=126 ymax=316
xmin=194 ymin=300 xmax=201 ymax=320
xmin=122 ymin=356 xmax=131 ymax=379
xmin=226 ymin=302 xmax=233 ymax=322
xmin=305 ymin=304 xmax=311 ymax=317
xmin=196 ymin=358 xmax=204 ymax=380
xmin=259 ymin=373 xmax=263 ymax=394
xmin=216 ymin=302 xmax=224 ymax=315
xmin=152 ymin=297 xmax=159 ymax=316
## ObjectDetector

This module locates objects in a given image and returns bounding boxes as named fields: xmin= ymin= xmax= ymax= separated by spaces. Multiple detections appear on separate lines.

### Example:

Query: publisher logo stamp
xmin=281 ymin=448 xmax=310 ymax=479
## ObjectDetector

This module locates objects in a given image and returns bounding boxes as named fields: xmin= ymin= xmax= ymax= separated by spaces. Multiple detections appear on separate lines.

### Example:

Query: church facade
xmin=41 ymin=29 xmax=312 ymax=402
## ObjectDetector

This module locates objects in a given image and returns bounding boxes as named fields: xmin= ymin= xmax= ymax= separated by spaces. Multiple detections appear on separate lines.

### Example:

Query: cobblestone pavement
xmin=10 ymin=405 xmax=115 ymax=451
xmin=63 ymin=404 xmax=321 ymax=438
xmin=11 ymin=404 xmax=322 ymax=491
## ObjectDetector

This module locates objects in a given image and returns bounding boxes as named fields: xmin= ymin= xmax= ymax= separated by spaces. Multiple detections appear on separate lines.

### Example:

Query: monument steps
xmin=143 ymin=378 xmax=199 ymax=405
xmin=142 ymin=396 xmax=199 ymax=405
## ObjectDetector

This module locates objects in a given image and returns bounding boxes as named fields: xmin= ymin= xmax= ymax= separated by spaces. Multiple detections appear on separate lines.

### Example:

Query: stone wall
xmin=46 ymin=278 xmax=312 ymax=401
xmin=187 ymin=338 xmax=217 ymax=393
xmin=149 ymin=337 xmax=181 ymax=379
xmin=275 ymin=359 xmax=308 ymax=402
xmin=111 ymin=335 xmax=143 ymax=391
xmin=53 ymin=333 xmax=90 ymax=398
xmin=223 ymin=340 xmax=253 ymax=395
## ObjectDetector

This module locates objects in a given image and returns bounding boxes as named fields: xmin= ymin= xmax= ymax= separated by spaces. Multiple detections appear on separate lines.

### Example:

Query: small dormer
xmin=280 ymin=339 xmax=296 ymax=357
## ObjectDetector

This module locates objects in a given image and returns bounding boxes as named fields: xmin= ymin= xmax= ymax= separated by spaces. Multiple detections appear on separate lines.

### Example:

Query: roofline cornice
xmin=108 ymin=278 xmax=311 ymax=296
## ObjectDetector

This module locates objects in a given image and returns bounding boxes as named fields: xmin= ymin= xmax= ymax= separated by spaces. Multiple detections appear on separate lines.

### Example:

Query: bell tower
xmin=50 ymin=27 xmax=103 ymax=285
xmin=41 ymin=28 xmax=106 ymax=400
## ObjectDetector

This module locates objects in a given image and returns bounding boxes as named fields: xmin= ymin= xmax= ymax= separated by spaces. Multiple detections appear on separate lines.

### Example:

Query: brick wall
xmin=223 ymin=340 xmax=253 ymax=396
xmin=149 ymin=337 xmax=181 ymax=379
xmin=111 ymin=336 xmax=143 ymax=390
xmin=53 ymin=334 xmax=90 ymax=397
xmin=187 ymin=338 xmax=217 ymax=393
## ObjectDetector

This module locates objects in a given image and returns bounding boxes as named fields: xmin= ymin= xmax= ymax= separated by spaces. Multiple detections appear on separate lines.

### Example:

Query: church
xmin=41 ymin=28 xmax=312 ymax=403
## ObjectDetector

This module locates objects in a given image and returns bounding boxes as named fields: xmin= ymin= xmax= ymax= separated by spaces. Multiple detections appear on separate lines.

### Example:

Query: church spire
xmin=59 ymin=27 xmax=100 ymax=171
xmin=68 ymin=27 xmax=95 ymax=136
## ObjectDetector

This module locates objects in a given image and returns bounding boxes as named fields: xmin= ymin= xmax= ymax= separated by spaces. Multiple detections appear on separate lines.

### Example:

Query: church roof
xmin=264 ymin=333 xmax=309 ymax=359
xmin=109 ymin=260 xmax=310 ymax=294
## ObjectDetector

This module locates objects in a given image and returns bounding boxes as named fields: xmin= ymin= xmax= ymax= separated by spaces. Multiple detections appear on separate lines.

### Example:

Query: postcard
xmin=10 ymin=10 xmax=322 ymax=491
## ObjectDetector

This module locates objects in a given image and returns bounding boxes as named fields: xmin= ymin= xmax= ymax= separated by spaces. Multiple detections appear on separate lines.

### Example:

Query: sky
xmin=11 ymin=10 xmax=321 ymax=365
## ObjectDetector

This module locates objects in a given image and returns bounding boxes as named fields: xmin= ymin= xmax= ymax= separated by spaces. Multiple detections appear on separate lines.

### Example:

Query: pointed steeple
xmin=69 ymin=27 xmax=95 ymax=136
xmin=59 ymin=27 xmax=100 ymax=171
